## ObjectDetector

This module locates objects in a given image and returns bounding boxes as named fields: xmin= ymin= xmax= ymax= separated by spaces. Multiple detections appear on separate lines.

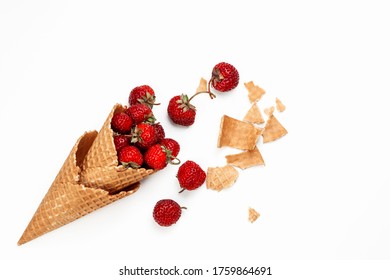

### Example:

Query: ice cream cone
xmin=18 ymin=131 xmax=141 ymax=245
xmin=80 ymin=104 xmax=154 ymax=193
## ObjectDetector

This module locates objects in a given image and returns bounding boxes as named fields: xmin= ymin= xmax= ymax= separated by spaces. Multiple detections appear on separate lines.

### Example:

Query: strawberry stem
xmin=188 ymin=90 xmax=216 ymax=103
xmin=179 ymin=188 xmax=185 ymax=194
xmin=169 ymin=156 xmax=181 ymax=165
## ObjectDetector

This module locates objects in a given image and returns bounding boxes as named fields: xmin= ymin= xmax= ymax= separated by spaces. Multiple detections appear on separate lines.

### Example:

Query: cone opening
xmin=76 ymin=131 xmax=98 ymax=168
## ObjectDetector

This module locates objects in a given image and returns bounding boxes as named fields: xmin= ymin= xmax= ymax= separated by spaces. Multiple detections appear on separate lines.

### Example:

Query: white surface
xmin=1 ymin=0 xmax=390 ymax=264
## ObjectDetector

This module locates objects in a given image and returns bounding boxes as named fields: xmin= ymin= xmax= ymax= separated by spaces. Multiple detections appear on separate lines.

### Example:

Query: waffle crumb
xmin=248 ymin=207 xmax=260 ymax=223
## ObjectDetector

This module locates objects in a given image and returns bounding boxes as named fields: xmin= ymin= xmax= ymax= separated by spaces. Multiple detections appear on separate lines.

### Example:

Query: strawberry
xmin=118 ymin=146 xmax=143 ymax=168
xmin=125 ymin=103 xmax=155 ymax=124
xmin=113 ymin=135 xmax=129 ymax=151
xmin=129 ymin=85 xmax=159 ymax=108
xmin=144 ymin=144 xmax=179 ymax=170
xmin=131 ymin=123 xmax=157 ymax=150
xmin=177 ymin=160 xmax=206 ymax=192
xmin=167 ymin=91 xmax=215 ymax=126
xmin=153 ymin=199 xmax=185 ymax=227
xmin=153 ymin=123 xmax=166 ymax=143
xmin=160 ymin=138 xmax=180 ymax=159
xmin=111 ymin=112 xmax=133 ymax=134
xmin=209 ymin=62 xmax=239 ymax=92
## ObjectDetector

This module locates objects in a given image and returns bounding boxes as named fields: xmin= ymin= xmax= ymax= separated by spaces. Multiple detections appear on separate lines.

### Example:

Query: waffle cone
xmin=18 ymin=131 xmax=141 ymax=245
xmin=80 ymin=104 xmax=154 ymax=193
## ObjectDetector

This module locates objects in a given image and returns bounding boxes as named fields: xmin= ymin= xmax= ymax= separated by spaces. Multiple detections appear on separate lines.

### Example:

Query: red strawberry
xmin=118 ymin=146 xmax=143 ymax=168
xmin=153 ymin=199 xmax=185 ymax=227
xmin=111 ymin=112 xmax=133 ymax=134
xmin=125 ymin=103 xmax=155 ymax=124
xmin=153 ymin=123 xmax=166 ymax=143
xmin=209 ymin=62 xmax=239 ymax=92
xmin=167 ymin=91 xmax=215 ymax=126
xmin=131 ymin=123 xmax=157 ymax=150
xmin=177 ymin=160 xmax=206 ymax=193
xmin=129 ymin=85 xmax=159 ymax=108
xmin=144 ymin=144 xmax=179 ymax=170
xmin=160 ymin=138 xmax=180 ymax=159
xmin=113 ymin=135 xmax=129 ymax=151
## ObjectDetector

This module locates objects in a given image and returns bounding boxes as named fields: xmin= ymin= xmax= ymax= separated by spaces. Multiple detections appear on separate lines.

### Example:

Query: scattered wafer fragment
xmin=275 ymin=97 xmax=286 ymax=112
xmin=217 ymin=115 xmax=262 ymax=150
xmin=262 ymin=115 xmax=288 ymax=143
xmin=225 ymin=146 xmax=265 ymax=169
xmin=206 ymin=165 xmax=239 ymax=191
xmin=196 ymin=77 xmax=208 ymax=93
xmin=243 ymin=102 xmax=264 ymax=124
xmin=264 ymin=106 xmax=275 ymax=117
xmin=244 ymin=81 xmax=266 ymax=103
xmin=248 ymin=207 xmax=260 ymax=223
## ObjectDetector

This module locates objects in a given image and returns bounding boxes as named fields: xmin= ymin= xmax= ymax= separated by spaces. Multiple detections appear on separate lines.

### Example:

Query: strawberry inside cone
xmin=167 ymin=91 xmax=216 ymax=126
xmin=144 ymin=144 xmax=181 ymax=170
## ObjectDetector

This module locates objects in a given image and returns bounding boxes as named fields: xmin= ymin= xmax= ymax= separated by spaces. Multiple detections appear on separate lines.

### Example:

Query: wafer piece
xmin=264 ymin=106 xmax=275 ymax=117
xmin=196 ymin=77 xmax=208 ymax=93
xmin=18 ymin=131 xmax=141 ymax=245
xmin=217 ymin=115 xmax=262 ymax=150
xmin=244 ymin=81 xmax=266 ymax=103
xmin=80 ymin=104 xmax=154 ymax=193
xmin=225 ymin=146 xmax=265 ymax=169
xmin=206 ymin=165 xmax=239 ymax=191
xmin=262 ymin=114 xmax=288 ymax=143
xmin=248 ymin=207 xmax=260 ymax=223
xmin=243 ymin=102 xmax=264 ymax=124
xmin=275 ymin=97 xmax=286 ymax=112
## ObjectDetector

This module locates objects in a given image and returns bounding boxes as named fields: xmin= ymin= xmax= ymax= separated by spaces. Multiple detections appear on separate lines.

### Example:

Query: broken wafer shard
xmin=206 ymin=165 xmax=239 ymax=191
xmin=243 ymin=102 xmax=264 ymax=124
xmin=225 ymin=146 xmax=265 ymax=169
xmin=264 ymin=106 xmax=275 ymax=117
xmin=248 ymin=207 xmax=260 ymax=223
xmin=196 ymin=77 xmax=208 ymax=93
xmin=217 ymin=115 xmax=262 ymax=150
xmin=275 ymin=97 xmax=286 ymax=112
xmin=18 ymin=131 xmax=141 ymax=245
xmin=80 ymin=104 xmax=154 ymax=194
xmin=262 ymin=114 xmax=288 ymax=143
xmin=244 ymin=81 xmax=266 ymax=103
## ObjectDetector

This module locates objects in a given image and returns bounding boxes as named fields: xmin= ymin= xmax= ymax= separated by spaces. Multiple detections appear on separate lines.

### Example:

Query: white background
xmin=1 ymin=0 xmax=390 ymax=278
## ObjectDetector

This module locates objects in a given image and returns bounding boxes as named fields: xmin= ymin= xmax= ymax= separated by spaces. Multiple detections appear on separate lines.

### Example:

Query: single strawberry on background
xmin=153 ymin=199 xmax=185 ymax=227
xmin=177 ymin=160 xmax=206 ymax=193
xmin=209 ymin=62 xmax=239 ymax=92
xmin=167 ymin=91 xmax=216 ymax=126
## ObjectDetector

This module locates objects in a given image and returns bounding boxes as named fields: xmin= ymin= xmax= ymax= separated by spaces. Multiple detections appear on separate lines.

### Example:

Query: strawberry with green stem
xmin=167 ymin=91 xmax=216 ymax=126
xmin=144 ymin=144 xmax=180 ymax=170
xmin=118 ymin=146 xmax=143 ymax=169
xmin=129 ymin=85 xmax=160 ymax=108
xmin=131 ymin=123 xmax=157 ymax=150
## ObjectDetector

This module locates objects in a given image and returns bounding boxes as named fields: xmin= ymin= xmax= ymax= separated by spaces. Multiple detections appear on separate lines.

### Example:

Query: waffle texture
xmin=18 ymin=104 xmax=156 ymax=245
xmin=80 ymin=104 xmax=154 ymax=193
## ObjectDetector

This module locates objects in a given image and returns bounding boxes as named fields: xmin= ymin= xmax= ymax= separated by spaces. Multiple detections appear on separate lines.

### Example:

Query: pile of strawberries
xmin=111 ymin=85 xmax=181 ymax=170
xmin=111 ymin=62 xmax=240 ymax=227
